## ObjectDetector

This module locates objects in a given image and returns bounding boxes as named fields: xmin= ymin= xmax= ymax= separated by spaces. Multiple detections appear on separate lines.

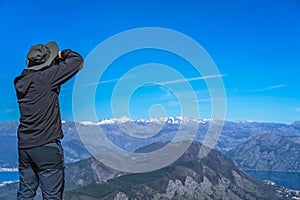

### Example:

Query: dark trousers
xmin=17 ymin=141 xmax=65 ymax=200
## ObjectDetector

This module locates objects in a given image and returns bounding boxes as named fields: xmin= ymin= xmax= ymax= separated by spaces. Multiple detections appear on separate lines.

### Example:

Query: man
xmin=14 ymin=41 xmax=83 ymax=199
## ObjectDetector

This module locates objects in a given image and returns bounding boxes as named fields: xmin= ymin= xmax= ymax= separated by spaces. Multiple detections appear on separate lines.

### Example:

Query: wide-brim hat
xmin=26 ymin=41 xmax=59 ymax=71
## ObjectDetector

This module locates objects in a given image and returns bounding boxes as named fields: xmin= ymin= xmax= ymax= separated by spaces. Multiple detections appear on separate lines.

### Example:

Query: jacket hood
xmin=14 ymin=69 xmax=35 ymax=95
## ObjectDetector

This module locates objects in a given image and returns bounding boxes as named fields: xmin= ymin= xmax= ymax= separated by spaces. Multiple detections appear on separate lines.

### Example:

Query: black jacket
xmin=14 ymin=49 xmax=83 ymax=149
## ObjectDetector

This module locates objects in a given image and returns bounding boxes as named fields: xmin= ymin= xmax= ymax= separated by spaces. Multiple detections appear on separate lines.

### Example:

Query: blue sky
xmin=0 ymin=0 xmax=299 ymax=123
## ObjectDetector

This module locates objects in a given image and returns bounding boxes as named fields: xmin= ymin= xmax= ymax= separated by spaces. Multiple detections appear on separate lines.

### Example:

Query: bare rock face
xmin=163 ymin=176 xmax=200 ymax=199
xmin=113 ymin=192 xmax=129 ymax=200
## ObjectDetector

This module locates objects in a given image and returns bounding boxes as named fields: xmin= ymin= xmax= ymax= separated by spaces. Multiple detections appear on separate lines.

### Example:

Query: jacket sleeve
xmin=41 ymin=49 xmax=84 ymax=88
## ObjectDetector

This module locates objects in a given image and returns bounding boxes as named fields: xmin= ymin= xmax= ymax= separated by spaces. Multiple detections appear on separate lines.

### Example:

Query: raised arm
xmin=41 ymin=49 xmax=84 ymax=88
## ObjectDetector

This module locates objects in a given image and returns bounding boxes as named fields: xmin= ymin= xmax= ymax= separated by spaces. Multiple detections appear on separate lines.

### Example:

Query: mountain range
xmin=2 ymin=141 xmax=299 ymax=199
xmin=1 ymin=118 xmax=299 ymax=171
xmin=1 ymin=117 xmax=300 ymax=199
xmin=1 ymin=117 xmax=300 ymax=198
xmin=63 ymin=141 xmax=299 ymax=200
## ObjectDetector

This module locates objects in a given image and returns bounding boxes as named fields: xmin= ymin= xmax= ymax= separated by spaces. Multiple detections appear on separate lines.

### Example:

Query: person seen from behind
xmin=14 ymin=41 xmax=83 ymax=200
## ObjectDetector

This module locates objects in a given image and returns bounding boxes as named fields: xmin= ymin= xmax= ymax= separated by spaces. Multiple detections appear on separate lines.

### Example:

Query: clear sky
xmin=0 ymin=0 xmax=299 ymax=124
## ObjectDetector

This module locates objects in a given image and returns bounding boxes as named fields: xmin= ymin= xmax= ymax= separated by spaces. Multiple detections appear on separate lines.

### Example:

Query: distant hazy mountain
xmin=0 ymin=122 xmax=18 ymax=136
xmin=227 ymin=132 xmax=300 ymax=171
xmin=275 ymin=121 xmax=300 ymax=136
xmin=64 ymin=141 xmax=299 ymax=200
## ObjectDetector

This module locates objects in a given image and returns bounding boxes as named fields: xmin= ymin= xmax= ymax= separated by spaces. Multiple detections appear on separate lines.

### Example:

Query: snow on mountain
xmin=80 ymin=121 xmax=100 ymax=126
xmin=80 ymin=116 xmax=206 ymax=125
xmin=80 ymin=116 xmax=133 ymax=126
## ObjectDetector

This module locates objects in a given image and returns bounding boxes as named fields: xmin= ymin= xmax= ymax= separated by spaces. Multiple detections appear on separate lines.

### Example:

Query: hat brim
xmin=27 ymin=41 xmax=59 ymax=71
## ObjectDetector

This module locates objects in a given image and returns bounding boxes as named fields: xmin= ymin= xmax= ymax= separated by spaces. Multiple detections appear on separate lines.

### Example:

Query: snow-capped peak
xmin=80 ymin=121 xmax=100 ymax=126
xmin=79 ymin=116 xmax=212 ymax=125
